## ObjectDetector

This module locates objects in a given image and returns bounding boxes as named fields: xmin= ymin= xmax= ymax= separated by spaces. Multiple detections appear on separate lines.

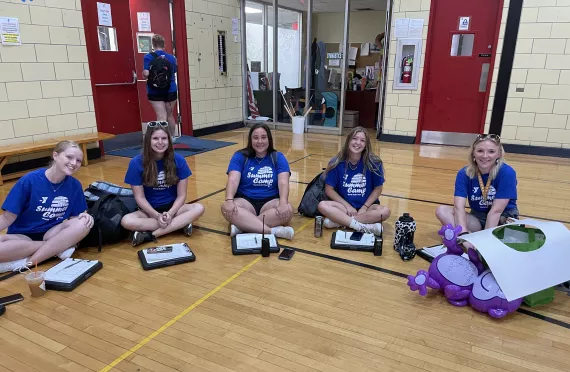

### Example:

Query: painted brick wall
xmin=382 ymin=0 xmax=430 ymax=137
xmin=0 ymin=0 xmax=95 ymax=163
xmin=490 ymin=0 xmax=570 ymax=148
xmin=185 ymin=0 xmax=243 ymax=131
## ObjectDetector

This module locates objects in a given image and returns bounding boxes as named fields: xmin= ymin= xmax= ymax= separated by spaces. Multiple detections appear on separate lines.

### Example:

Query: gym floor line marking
xmin=295 ymin=218 xmax=314 ymax=234
xmin=99 ymin=256 xmax=262 ymax=372
xmin=192 ymin=224 xmax=570 ymax=331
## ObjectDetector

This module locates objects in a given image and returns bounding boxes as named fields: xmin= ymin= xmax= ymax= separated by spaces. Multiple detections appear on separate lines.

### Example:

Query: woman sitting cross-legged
xmin=318 ymin=127 xmax=390 ymax=236
xmin=221 ymin=123 xmax=294 ymax=239
xmin=121 ymin=121 xmax=205 ymax=246
xmin=0 ymin=141 xmax=93 ymax=273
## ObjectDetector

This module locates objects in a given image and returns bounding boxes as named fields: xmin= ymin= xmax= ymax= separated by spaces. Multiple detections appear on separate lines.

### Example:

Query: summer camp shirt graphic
xmin=471 ymin=185 xmax=497 ymax=208
xmin=154 ymin=170 xmax=168 ymax=191
xmin=247 ymin=165 xmax=274 ymax=188
xmin=343 ymin=173 xmax=367 ymax=198
xmin=36 ymin=195 xmax=70 ymax=221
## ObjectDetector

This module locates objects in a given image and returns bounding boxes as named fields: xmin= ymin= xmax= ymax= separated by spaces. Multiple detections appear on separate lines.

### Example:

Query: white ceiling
xmin=250 ymin=0 xmax=387 ymax=13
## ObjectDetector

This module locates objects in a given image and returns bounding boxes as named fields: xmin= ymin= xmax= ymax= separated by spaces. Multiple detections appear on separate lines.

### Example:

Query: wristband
xmin=364 ymin=204 xmax=370 ymax=209
xmin=226 ymin=198 xmax=234 ymax=201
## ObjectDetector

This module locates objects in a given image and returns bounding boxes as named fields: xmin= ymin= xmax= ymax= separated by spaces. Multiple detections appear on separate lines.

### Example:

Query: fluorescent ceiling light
xmin=245 ymin=6 xmax=262 ymax=13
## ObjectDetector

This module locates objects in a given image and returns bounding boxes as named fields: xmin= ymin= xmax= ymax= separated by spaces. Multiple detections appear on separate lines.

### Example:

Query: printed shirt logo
xmin=343 ymin=173 xmax=367 ymax=197
xmin=35 ymin=196 xmax=69 ymax=221
xmin=247 ymin=165 xmax=274 ymax=188
xmin=153 ymin=170 xmax=168 ymax=190
xmin=471 ymin=185 xmax=497 ymax=207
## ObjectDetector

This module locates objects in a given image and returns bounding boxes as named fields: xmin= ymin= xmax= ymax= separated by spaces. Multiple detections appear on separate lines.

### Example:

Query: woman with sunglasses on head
xmin=121 ymin=122 xmax=205 ymax=246
xmin=317 ymin=127 xmax=390 ymax=236
xmin=221 ymin=123 xmax=294 ymax=239
xmin=436 ymin=134 xmax=518 ymax=233
xmin=0 ymin=141 xmax=93 ymax=273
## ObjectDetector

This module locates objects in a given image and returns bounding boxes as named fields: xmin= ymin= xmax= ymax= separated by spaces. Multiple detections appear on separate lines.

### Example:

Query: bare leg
xmin=435 ymin=205 xmax=482 ymax=232
xmin=223 ymin=199 xmax=272 ymax=234
xmin=152 ymin=203 xmax=204 ymax=237
xmin=353 ymin=204 xmax=391 ymax=224
xmin=165 ymin=100 xmax=177 ymax=136
xmin=150 ymin=101 xmax=167 ymax=122
xmin=27 ymin=219 xmax=90 ymax=264
xmin=0 ymin=235 xmax=42 ymax=262
xmin=257 ymin=199 xmax=294 ymax=227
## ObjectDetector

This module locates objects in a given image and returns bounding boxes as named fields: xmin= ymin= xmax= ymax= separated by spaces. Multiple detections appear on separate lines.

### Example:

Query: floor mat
xmin=106 ymin=136 xmax=236 ymax=158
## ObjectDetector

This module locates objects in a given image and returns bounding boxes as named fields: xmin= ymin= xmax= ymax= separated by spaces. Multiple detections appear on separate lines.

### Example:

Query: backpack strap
xmin=150 ymin=52 xmax=159 ymax=59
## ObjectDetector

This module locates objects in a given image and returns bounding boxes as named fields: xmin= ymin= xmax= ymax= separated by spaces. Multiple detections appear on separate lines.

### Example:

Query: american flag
xmin=247 ymin=65 xmax=260 ymax=118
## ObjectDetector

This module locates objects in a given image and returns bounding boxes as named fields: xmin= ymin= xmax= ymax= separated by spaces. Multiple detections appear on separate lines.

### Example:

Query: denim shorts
xmin=470 ymin=208 xmax=519 ymax=230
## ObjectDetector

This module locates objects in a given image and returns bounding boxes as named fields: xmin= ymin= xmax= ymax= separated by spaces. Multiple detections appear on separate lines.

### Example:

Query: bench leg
xmin=0 ymin=156 xmax=8 ymax=186
xmin=81 ymin=144 xmax=88 ymax=167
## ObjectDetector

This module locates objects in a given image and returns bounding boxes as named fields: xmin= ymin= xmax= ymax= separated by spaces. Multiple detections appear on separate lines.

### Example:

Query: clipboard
xmin=416 ymin=244 xmax=469 ymax=263
xmin=330 ymin=231 xmax=377 ymax=252
xmin=138 ymin=243 xmax=195 ymax=270
xmin=44 ymin=258 xmax=103 ymax=291
xmin=231 ymin=233 xmax=280 ymax=255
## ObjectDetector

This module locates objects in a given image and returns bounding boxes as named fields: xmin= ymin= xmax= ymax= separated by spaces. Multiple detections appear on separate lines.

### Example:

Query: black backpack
xmin=298 ymin=171 xmax=327 ymax=217
xmin=147 ymin=52 xmax=173 ymax=91
xmin=80 ymin=182 xmax=138 ymax=252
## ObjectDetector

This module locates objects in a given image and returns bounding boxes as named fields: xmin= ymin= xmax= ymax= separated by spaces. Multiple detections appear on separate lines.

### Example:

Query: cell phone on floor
xmin=0 ymin=293 xmax=24 ymax=306
xmin=350 ymin=232 xmax=364 ymax=241
xmin=278 ymin=248 xmax=295 ymax=260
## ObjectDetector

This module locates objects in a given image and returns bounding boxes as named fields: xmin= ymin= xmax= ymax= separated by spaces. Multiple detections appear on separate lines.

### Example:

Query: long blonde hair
xmin=325 ymin=126 xmax=384 ymax=178
xmin=465 ymin=137 xmax=506 ymax=180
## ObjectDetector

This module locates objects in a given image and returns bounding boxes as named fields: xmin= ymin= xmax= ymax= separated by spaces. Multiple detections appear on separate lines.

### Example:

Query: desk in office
xmin=345 ymin=90 xmax=377 ymax=128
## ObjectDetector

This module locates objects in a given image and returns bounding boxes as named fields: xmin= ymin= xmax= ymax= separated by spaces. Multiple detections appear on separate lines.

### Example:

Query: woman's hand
xmin=357 ymin=206 xmax=369 ymax=215
xmin=156 ymin=212 xmax=168 ymax=229
xmin=345 ymin=205 xmax=358 ymax=217
xmin=222 ymin=200 xmax=238 ymax=220
xmin=276 ymin=203 xmax=292 ymax=223
xmin=78 ymin=212 xmax=94 ymax=229
xmin=161 ymin=212 xmax=172 ymax=226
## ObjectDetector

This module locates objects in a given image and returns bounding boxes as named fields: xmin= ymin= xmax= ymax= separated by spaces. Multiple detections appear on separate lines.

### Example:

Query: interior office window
xmin=268 ymin=7 xmax=301 ymax=92
xmin=245 ymin=1 xmax=264 ymax=72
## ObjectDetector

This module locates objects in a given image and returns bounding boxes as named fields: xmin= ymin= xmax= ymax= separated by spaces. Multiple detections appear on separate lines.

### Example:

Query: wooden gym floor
xmin=1 ymin=128 xmax=570 ymax=372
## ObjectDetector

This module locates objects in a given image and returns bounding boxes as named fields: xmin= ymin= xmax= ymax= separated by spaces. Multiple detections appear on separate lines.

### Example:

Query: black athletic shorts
xmin=20 ymin=232 xmax=47 ymax=241
xmin=138 ymin=202 xmax=174 ymax=214
xmin=148 ymin=92 xmax=178 ymax=102
xmin=235 ymin=191 xmax=279 ymax=216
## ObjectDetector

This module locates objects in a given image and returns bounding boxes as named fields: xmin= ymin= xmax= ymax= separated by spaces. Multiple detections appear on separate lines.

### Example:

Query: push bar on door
xmin=95 ymin=70 xmax=137 ymax=87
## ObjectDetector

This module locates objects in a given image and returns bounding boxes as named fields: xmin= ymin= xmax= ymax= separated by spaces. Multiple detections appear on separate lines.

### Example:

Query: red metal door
xmin=82 ymin=0 xmax=141 ymax=135
xmin=419 ymin=0 xmax=502 ymax=136
xmin=129 ymin=0 xmax=178 ymax=128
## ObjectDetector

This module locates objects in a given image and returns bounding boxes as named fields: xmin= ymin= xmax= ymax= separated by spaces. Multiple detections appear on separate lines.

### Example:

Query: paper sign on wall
xmin=97 ymin=2 xmax=112 ymax=27
xmin=395 ymin=18 xmax=410 ymax=38
xmin=232 ymin=18 xmax=239 ymax=35
xmin=0 ymin=17 xmax=21 ymax=45
xmin=459 ymin=16 xmax=470 ymax=31
xmin=408 ymin=19 xmax=424 ymax=38
xmin=137 ymin=12 xmax=151 ymax=32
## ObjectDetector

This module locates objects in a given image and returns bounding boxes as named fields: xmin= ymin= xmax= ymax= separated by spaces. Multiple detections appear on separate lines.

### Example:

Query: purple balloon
xmin=469 ymin=270 xmax=522 ymax=318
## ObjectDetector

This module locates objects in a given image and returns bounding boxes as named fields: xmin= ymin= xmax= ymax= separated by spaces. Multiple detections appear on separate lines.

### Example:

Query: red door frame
xmin=82 ymin=0 xmax=193 ymax=136
xmin=415 ymin=0 xmax=504 ymax=144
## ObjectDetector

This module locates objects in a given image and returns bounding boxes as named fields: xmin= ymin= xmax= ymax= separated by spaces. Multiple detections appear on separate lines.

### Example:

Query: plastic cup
xmin=25 ymin=271 xmax=46 ymax=297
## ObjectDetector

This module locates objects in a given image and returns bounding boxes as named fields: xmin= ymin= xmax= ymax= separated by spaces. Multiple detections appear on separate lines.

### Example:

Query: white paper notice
xmin=0 ymin=17 xmax=21 ymax=45
xmin=232 ymin=18 xmax=239 ymax=35
xmin=395 ymin=18 xmax=410 ymax=38
xmin=360 ymin=42 xmax=370 ymax=56
xmin=137 ymin=12 xmax=151 ymax=32
xmin=329 ymin=59 xmax=340 ymax=67
xmin=459 ymin=16 xmax=470 ymax=31
xmin=408 ymin=19 xmax=424 ymax=38
xmin=97 ymin=2 xmax=112 ymax=27
xmin=348 ymin=46 xmax=358 ymax=65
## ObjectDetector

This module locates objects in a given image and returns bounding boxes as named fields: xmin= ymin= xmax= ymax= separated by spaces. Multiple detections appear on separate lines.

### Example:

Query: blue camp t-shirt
xmin=454 ymin=163 xmax=518 ymax=213
xmin=2 ymin=169 xmax=87 ymax=234
xmin=325 ymin=159 xmax=385 ymax=209
xmin=124 ymin=153 xmax=191 ymax=208
xmin=227 ymin=151 xmax=290 ymax=200
xmin=143 ymin=50 xmax=177 ymax=94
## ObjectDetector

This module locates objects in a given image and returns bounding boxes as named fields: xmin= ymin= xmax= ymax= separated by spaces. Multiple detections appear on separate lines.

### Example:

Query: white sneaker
xmin=323 ymin=218 xmax=340 ymax=229
xmin=360 ymin=223 xmax=383 ymax=236
xmin=271 ymin=226 xmax=295 ymax=240
xmin=0 ymin=258 xmax=29 ymax=273
xmin=57 ymin=246 xmax=76 ymax=260
xmin=230 ymin=224 xmax=243 ymax=237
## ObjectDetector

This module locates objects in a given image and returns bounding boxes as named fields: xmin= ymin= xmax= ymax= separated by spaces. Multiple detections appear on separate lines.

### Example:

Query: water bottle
xmin=394 ymin=213 xmax=416 ymax=251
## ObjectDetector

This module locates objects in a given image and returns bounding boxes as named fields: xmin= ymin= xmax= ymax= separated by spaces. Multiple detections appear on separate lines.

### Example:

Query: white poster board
xmin=97 ymin=2 xmax=113 ymax=27
xmin=462 ymin=219 xmax=570 ymax=301
xmin=0 ymin=17 xmax=21 ymax=45
xmin=137 ymin=12 xmax=151 ymax=32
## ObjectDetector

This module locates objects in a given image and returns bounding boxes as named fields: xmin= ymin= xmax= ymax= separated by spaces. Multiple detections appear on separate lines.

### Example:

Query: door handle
xmin=95 ymin=70 xmax=137 ymax=87
xmin=478 ymin=63 xmax=490 ymax=93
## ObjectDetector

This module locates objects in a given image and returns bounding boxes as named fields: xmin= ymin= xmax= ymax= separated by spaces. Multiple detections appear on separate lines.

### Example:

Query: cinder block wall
xmin=0 ymin=0 xmax=96 ymax=163
xmin=185 ymin=0 xmax=243 ymax=131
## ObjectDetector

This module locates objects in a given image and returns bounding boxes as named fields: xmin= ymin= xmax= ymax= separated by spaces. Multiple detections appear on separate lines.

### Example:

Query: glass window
xmin=98 ymin=26 xmax=118 ymax=52
xmin=450 ymin=34 xmax=474 ymax=57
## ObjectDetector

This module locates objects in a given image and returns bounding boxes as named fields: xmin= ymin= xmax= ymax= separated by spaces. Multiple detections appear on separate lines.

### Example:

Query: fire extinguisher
xmin=401 ymin=55 xmax=413 ymax=84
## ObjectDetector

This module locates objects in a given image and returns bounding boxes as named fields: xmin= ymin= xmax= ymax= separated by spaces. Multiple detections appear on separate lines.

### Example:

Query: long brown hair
xmin=325 ymin=126 xmax=384 ymax=178
xmin=142 ymin=126 xmax=178 ymax=187
xmin=239 ymin=123 xmax=276 ymax=158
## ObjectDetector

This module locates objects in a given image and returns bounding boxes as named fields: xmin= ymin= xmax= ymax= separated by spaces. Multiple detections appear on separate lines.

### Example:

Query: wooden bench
xmin=0 ymin=132 xmax=115 ymax=186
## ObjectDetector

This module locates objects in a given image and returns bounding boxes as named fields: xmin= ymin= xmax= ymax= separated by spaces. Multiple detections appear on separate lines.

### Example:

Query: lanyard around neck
xmin=477 ymin=171 xmax=492 ymax=203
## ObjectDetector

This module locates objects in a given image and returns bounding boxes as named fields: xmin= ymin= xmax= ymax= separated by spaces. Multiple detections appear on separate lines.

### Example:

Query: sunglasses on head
xmin=474 ymin=134 xmax=500 ymax=143
xmin=147 ymin=121 xmax=169 ymax=128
